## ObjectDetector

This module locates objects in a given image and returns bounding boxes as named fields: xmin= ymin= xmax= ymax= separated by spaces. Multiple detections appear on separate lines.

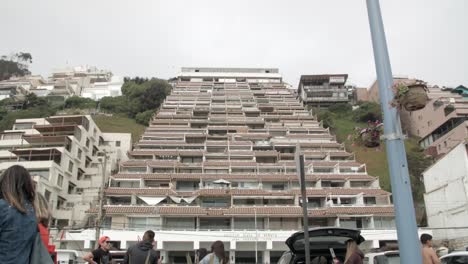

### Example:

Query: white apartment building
xmin=50 ymin=66 xmax=124 ymax=100
xmin=0 ymin=115 xmax=131 ymax=228
xmin=424 ymin=141 xmax=468 ymax=241
xmin=0 ymin=66 xmax=123 ymax=100
xmin=60 ymin=68 xmax=404 ymax=264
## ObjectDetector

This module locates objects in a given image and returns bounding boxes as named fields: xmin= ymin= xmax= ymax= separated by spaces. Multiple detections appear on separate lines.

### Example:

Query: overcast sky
xmin=1 ymin=0 xmax=466 ymax=88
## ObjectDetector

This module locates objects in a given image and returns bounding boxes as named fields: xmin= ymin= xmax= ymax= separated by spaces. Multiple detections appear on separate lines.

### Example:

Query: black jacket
xmin=123 ymin=241 xmax=160 ymax=264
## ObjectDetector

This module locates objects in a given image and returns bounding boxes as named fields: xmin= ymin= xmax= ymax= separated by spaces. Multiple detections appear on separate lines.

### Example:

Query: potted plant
xmin=392 ymin=80 xmax=429 ymax=111
xmin=353 ymin=121 xmax=383 ymax=148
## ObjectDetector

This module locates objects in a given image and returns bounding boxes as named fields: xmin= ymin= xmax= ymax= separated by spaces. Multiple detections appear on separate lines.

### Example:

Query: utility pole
xmin=95 ymin=150 xmax=108 ymax=247
xmin=366 ymin=1 xmax=423 ymax=263
xmin=295 ymin=145 xmax=310 ymax=264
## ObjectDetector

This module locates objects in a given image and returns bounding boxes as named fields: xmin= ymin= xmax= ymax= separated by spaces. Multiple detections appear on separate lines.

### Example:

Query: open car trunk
xmin=285 ymin=228 xmax=365 ymax=264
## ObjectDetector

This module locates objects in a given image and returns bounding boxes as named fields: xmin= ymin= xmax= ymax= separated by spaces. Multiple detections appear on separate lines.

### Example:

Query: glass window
xmin=77 ymin=149 xmax=82 ymax=159
xmin=57 ymin=174 xmax=64 ymax=187
xmin=44 ymin=190 xmax=51 ymax=202
xmin=68 ymin=161 xmax=74 ymax=172
xmin=14 ymin=123 xmax=34 ymax=130
xmin=116 ymin=141 xmax=121 ymax=147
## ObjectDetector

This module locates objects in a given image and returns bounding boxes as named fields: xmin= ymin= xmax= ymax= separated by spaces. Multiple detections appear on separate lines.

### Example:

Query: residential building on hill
xmin=62 ymin=68 xmax=401 ymax=263
xmin=298 ymin=74 xmax=350 ymax=108
xmin=0 ymin=115 xmax=131 ymax=228
xmin=0 ymin=65 xmax=123 ymax=100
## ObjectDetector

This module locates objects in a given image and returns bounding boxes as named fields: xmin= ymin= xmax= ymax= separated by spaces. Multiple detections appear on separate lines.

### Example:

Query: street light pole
xmin=95 ymin=151 xmax=108 ymax=247
xmin=255 ymin=208 xmax=258 ymax=264
xmin=366 ymin=1 xmax=422 ymax=263
xmin=295 ymin=145 xmax=310 ymax=264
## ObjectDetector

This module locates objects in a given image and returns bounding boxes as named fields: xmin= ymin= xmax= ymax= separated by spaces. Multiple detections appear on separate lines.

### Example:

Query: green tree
xmin=99 ymin=96 xmax=129 ymax=113
xmin=135 ymin=110 xmax=155 ymax=126
xmin=64 ymin=96 xmax=98 ymax=109
xmin=0 ymin=52 xmax=33 ymax=81
xmin=352 ymin=102 xmax=382 ymax=122
xmin=316 ymin=110 xmax=335 ymax=129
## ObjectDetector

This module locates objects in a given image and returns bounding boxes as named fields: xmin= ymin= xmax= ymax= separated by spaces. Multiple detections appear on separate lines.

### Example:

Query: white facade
xmin=0 ymin=66 xmax=123 ymax=100
xmin=81 ymin=76 xmax=124 ymax=100
xmin=423 ymin=142 xmax=468 ymax=240
xmin=0 ymin=115 xmax=131 ymax=228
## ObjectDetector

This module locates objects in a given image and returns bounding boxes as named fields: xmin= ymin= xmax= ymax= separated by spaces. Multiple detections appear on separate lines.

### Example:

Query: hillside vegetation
xmin=314 ymin=103 xmax=432 ymax=225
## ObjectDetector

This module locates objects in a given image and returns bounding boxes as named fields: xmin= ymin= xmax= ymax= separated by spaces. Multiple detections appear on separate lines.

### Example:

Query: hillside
xmin=315 ymin=103 xmax=432 ymax=225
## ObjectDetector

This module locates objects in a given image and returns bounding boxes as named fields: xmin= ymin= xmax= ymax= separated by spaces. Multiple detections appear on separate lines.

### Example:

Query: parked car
xmin=278 ymin=227 xmax=365 ymax=264
xmin=440 ymin=251 xmax=468 ymax=264
xmin=364 ymin=251 xmax=400 ymax=264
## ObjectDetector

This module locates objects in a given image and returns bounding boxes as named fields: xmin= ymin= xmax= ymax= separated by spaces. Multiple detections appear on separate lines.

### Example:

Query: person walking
xmin=199 ymin=241 xmax=229 ymax=264
xmin=0 ymin=165 xmax=37 ymax=264
xmin=333 ymin=239 xmax=364 ymax=264
xmin=123 ymin=230 xmax=161 ymax=264
xmin=421 ymin=234 xmax=441 ymax=264
xmin=83 ymin=236 xmax=113 ymax=264
xmin=35 ymin=193 xmax=54 ymax=254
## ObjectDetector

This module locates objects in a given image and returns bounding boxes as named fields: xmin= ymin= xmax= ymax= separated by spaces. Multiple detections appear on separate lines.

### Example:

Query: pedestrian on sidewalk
xmin=199 ymin=241 xmax=229 ymax=264
xmin=421 ymin=234 xmax=441 ymax=264
xmin=0 ymin=165 xmax=37 ymax=264
xmin=83 ymin=236 xmax=113 ymax=264
xmin=124 ymin=230 xmax=161 ymax=264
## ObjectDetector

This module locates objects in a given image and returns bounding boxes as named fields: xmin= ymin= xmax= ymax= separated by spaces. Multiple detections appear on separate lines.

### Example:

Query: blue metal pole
xmin=366 ymin=1 xmax=422 ymax=263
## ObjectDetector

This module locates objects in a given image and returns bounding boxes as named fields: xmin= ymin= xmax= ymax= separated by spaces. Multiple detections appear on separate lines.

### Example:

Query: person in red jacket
xmin=35 ymin=192 xmax=56 ymax=262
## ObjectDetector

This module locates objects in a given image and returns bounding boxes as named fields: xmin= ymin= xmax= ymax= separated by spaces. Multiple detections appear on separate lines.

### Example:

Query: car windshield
xmin=375 ymin=255 xmax=400 ymax=264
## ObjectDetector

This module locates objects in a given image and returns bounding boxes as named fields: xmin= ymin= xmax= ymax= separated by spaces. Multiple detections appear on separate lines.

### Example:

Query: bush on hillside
xmin=135 ymin=110 xmax=155 ymax=126
xmin=316 ymin=110 xmax=335 ymax=129
xmin=65 ymin=96 xmax=98 ymax=109
xmin=352 ymin=102 xmax=382 ymax=122
xmin=328 ymin=103 xmax=352 ymax=114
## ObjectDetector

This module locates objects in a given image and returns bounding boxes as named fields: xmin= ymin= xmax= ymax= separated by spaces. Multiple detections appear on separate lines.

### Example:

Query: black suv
xmin=278 ymin=227 xmax=365 ymax=264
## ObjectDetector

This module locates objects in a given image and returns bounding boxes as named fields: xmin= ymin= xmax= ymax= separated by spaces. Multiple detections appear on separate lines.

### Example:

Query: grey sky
xmin=1 ymin=0 xmax=466 ymax=88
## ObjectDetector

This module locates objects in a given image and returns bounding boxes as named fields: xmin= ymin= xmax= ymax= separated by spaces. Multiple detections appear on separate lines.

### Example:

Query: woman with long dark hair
xmin=0 ymin=165 xmax=37 ymax=264
xmin=199 ymin=241 xmax=229 ymax=264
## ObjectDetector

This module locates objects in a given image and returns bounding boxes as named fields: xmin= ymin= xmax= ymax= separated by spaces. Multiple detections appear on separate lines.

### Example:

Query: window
xmin=77 ymin=149 xmax=82 ymax=159
xmin=128 ymin=217 xmax=161 ymax=230
xmin=86 ymin=138 xmax=90 ymax=148
xmin=44 ymin=190 xmax=51 ymax=202
xmin=56 ymin=196 xmax=66 ymax=210
xmin=14 ymin=122 xmax=34 ymax=130
xmin=428 ymin=121 xmax=432 ymax=127
xmin=116 ymin=141 xmax=121 ymax=147
xmin=57 ymin=174 xmax=64 ymax=187
xmin=444 ymin=141 xmax=447 ymax=147
xmin=418 ymin=115 xmax=423 ymax=120
xmin=68 ymin=161 xmax=74 ymax=172
xmin=68 ymin=182 xmax=76 ymax=194
xmin=364 ymin=197 xmax=376 ymax=205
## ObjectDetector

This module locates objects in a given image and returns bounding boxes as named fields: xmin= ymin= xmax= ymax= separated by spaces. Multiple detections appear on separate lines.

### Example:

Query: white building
xmin=0 ymin=66 xmax=124 ymax=100
xmin=50 ymin=66 xmax=124 ymax=100
xmin=0 ymin=115 xmax=131 ymax=228
xmin=423 ymin=141 xmax=468 ymax=240
xmin=59 ymin=68 xmax=402 ymax=263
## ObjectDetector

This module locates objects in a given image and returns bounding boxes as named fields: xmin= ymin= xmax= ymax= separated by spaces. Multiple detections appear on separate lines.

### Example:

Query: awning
xmin=138 ymin=196 xmax=166 ymax=205
xmin=182 ymin=196 xmax=198 ymax=204
xmin=213 ymin=179 xmax=231 ymax=184
xmin=169 ymin=196 xmax=182 ymax=203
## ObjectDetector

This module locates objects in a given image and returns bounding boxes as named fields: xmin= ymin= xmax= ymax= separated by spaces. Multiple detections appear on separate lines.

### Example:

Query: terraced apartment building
xmin=66 ymin=68 xmax=399 ymax=264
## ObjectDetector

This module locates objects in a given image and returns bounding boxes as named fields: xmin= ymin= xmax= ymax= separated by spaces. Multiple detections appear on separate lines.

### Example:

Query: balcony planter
xmin=354 ymin=121 xmax=383 ymax=148
xmin=392 ymin=81 xmax=428 ymax=111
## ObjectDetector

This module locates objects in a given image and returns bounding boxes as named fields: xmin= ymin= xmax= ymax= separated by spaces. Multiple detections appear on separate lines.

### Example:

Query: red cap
xmin=99 ymin=236 xmax=110 ymax=244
